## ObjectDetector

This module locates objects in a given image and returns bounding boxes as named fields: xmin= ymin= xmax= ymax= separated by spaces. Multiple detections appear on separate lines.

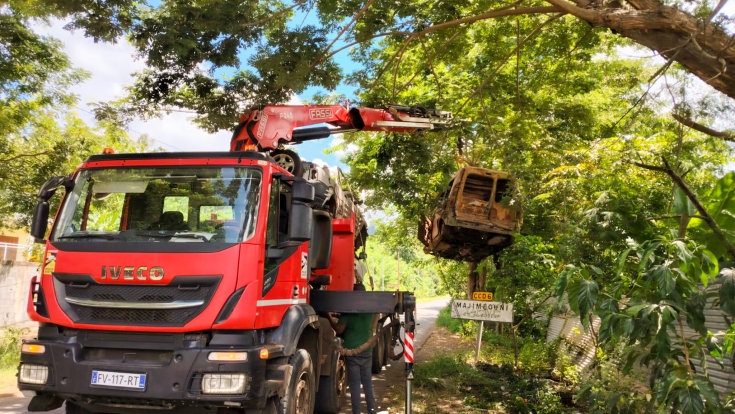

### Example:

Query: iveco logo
xmin=101 ymin=266 xmax=164 ymax=281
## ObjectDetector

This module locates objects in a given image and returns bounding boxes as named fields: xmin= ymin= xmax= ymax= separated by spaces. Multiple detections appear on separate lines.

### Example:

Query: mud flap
xmin=28 ymin=395 xmax=64 ymax=412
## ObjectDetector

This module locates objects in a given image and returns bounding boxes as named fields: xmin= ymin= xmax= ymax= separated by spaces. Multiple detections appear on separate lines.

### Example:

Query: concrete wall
xmin=546 ymin=314 xmax=601 ymax=372
xmin=0 ymin=261 xmax=38 ymax=329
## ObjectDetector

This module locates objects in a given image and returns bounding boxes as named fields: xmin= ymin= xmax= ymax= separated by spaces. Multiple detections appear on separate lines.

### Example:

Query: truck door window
xmin=266 ymin=179 xmax=279 ymax=246
xmin=265 ymin=179 xmax=290 ymax=246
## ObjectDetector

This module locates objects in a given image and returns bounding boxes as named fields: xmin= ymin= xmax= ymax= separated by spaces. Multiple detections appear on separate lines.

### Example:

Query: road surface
xmin=0 ymin=298 xmax=450 ymax=414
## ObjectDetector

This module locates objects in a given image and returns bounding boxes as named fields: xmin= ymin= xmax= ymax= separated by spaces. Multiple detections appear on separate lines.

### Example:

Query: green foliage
xmin=0 ymin=2 xmax=154 ymax=228
xmin=436 ymin=305 xmax=474 ymax=336
xmin=413 ymin=322 xmax=576 ymax=413
xmin=688 ymin=172 xmax=735 ymax=259
xmin=557 ymin=232 xmax=735 ymax=413
xmin=0 ymin=115 xmax=150 ymax=229
xmin=0 ymin=327 xmax=27 ymax=369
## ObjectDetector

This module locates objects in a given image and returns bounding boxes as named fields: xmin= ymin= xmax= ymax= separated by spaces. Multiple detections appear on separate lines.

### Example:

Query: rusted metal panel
xmin=418 ymin=167 xmax=522 ymax=262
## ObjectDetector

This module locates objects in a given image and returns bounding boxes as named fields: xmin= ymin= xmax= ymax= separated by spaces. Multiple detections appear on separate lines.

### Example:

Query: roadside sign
xmin=472 ymin=291 xmax=493 ymax=301
xmin=451 ymin=299 xmax=513 ymax=323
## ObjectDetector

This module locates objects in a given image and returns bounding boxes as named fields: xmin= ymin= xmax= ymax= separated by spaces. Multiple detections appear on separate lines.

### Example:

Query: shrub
xmin=0 ymin=328 xmax=26 ymax=369
xmin=436 ymin=305 xmax=474 ymax=336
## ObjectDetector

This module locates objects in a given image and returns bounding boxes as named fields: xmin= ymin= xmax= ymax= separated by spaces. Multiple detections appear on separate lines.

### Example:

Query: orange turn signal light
xmin=207 ymin=352 xmax=247 ymax=362
xmin=259 ymin=349 xmax=269 ymax=360
xmin=243 ymin=145 xmax=258 ymax=151
xmin=21 ymin=344 xmax=45 ymax=354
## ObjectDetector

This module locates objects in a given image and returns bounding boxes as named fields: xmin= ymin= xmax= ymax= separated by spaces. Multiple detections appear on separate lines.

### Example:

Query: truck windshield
xmin=51 ymin=167 xmax=262 ymax=243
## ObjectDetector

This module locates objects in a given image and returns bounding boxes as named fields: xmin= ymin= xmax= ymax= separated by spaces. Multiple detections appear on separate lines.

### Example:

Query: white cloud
xmin=34 ymin=20 xmax=238 ymax=152
xmin=309 ymin=158 xmax=340 ymax=176
xmin=328 ymin=133 xmax=359 ymax=158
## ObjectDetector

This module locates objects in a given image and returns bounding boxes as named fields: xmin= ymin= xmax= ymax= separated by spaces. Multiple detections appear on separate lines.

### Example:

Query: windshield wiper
xmin=57 ymin=233 xmax=118 ymax=241
xmin=135 ymin=232 xmax=210 ymax=242
xmin=170 ymin=234 xmax=211 ymax=242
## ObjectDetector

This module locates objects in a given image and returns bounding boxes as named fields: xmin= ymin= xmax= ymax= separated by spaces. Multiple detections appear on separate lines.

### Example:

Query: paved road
xmin=0 ymin=298 xmax=450 ymax=414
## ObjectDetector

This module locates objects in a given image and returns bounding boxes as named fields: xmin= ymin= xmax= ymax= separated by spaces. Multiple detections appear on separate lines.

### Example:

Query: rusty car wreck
xmin=418 ymin=166 xmax=522 ymax=262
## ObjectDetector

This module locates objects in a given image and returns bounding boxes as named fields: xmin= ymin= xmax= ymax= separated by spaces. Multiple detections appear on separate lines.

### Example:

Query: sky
xmin=36 ymin=19 xmax=354 ymax=169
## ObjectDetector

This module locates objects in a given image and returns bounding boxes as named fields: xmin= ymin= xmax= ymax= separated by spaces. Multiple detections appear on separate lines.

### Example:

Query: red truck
xmin=18 ymin=105 xmax=450 ymax=414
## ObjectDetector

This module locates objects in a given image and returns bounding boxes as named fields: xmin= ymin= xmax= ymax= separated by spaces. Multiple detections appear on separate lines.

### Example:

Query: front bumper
xmin=18 ymin=325 xmax=282 ymax=412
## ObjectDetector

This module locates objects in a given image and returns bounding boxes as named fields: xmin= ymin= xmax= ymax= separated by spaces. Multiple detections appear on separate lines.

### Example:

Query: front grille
xmin=73 ymin=307 xmax=196 ymax=325
xmin=55 ymin=276 xmax=221 ymax=326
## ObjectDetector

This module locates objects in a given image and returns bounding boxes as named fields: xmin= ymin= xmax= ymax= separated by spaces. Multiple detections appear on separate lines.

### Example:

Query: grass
xmin=0 ymin=368 xmax=17 ymax=394
xmin=0 ymin=328 xmax=25 ymax=395
xmin=409 ymin=306 xmax=580 ymax=413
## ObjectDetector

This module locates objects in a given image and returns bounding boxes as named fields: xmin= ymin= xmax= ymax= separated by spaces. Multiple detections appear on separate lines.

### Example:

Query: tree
xmin=18 ymin=0 xmax=733 ymax=130
xmin=0 ymin=2 xmax=155 ymax=228
xmin=0 ymin=114 xmax=150 ymax=228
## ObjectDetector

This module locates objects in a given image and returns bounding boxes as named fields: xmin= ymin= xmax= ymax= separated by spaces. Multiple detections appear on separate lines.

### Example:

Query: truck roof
xmin=86 ymin=151 xmax=273 ymax=163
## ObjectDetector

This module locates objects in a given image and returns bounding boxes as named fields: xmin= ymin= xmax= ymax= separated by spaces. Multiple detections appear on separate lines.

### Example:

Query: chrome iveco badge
xmin=101 ymin=266 xmax=164 ymax=281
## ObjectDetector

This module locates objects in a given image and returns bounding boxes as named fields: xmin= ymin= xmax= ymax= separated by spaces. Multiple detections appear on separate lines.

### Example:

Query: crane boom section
xmin=230 ymin=104 xmax=452 ymax=151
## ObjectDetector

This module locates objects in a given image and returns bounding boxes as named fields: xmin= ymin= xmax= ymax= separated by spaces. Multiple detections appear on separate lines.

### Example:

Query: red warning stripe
xmin=404 ymin=331 xmax=414 ymax=363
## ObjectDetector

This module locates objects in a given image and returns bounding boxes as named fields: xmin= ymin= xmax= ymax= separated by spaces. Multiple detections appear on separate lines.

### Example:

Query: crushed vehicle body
xmin=418 ymin=166 xmax=522 ymax=262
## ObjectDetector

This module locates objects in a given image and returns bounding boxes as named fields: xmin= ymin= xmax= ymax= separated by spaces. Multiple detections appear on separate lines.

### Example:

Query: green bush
xmin=0 ymin=328 xmax=26 ymax=369
xmin=435 ymin=305 xmax=474 ymax=336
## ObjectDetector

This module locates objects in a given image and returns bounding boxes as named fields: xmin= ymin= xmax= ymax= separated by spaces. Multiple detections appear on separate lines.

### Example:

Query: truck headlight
xmin=201 ymin=373 xmax=246 ymax=394
xmin=19 ymin=364 xmax=48 ymax=385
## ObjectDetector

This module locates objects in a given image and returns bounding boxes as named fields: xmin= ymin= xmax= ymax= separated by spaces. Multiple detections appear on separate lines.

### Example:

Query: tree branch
xmin=631 ymin=161 xmax=668 ymax=173
xmin=513 ymin=291 xmax=555 ymax=329
xmin=0 ymin=151 xmax=51 ymax=163
xmin=672 ymin=114 xmax=735 ymax=142
xmin=633 ymin=158 xmax=735 ymax=261
xmin=418 ymin=37 xmax=443 ymax=97
xmin=313 ymin=0 xmax=378 ymax=67
xmin=456 ymin=13 xmax=566 ymax=113
xmin=240 ymin=0 xmax=308 ymax=28
xmin=647 ymin=214 xmax=706 ymax=221
xmin=397 ymin=30 xmax=464 ymax=94
xmin=332 ymin=5 xmax=564 ymax=91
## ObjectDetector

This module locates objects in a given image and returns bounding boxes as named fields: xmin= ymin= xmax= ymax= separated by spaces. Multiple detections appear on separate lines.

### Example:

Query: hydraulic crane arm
xmin=230 ymin=104 xmax=453 ymax=151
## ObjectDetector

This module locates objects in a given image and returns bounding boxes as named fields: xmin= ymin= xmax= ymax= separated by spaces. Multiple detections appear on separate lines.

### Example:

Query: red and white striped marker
xmin=404 ymin=331 xmax=414 ymax=363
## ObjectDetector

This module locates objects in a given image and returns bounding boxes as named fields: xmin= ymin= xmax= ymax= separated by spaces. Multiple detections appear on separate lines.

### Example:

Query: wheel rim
xmin=336 ymin=358 xmax=346 ymax=397
xmin=294 ymin=372 xmax=310 ymax=414
xmin=273 ymin=153 xmax=296 ymax=173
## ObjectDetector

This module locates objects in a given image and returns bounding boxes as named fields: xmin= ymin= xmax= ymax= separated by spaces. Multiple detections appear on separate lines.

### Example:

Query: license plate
xmin=91 ymin=370 xmax=146 ymax=390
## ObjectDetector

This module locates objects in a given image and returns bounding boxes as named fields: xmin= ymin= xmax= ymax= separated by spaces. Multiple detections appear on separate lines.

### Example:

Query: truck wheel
xmin=314 ymin=351 xmax=346 ymax=413
xmin=271 ymin=149 xmax=304 ymax=177
xmin=382 ymin=327 xmax=392 ymax=365
xmin=276 ymin=349 xmax=314 ymax=414
xmin=371 ymin=333 xmax=384 ymax=374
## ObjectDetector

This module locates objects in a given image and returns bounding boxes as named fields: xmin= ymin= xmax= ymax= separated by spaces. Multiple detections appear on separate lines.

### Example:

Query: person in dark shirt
xmin=329 ymin=283 xmax=377 ymax=414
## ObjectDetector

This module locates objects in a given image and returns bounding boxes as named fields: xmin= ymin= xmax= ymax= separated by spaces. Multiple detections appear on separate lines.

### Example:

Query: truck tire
xmin=382 ymin=327 xmax=392 ymax=365
xmin=314 ymin=351 xmax=345 ymax=413
xmin=271 ymin=149 xmax=304 ymax=177
xmin=276 ymin=349 xmax=315 ymax=414
xmin=371 ymin=332 xmax=384 ymax=374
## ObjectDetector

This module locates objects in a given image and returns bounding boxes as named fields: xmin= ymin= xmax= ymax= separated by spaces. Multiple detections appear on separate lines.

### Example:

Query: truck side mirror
xmin=31 ymin=176 xmax=73 ymax=243
xmin=288 ymin=201 xmax=313 ymax=242
xmin=30 ymin=201 xmax=50 ymax=242
xmin=292 ymin=180 xmax=315 ymax=203
xmin=288 ymin=181 xmax=314 ymax=242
